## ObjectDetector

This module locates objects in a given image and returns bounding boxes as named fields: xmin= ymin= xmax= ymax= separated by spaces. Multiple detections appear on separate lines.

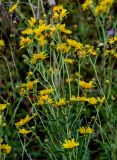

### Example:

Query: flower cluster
xmin=62 ymin=139 xmax=79 ymax=149
xmin=94 ymin=0 xmax=114 ymax=15
xmin=78 ymin=127 xmax=94 ymax=134
xmin=0 ymin=144 xmax=12 ymax=154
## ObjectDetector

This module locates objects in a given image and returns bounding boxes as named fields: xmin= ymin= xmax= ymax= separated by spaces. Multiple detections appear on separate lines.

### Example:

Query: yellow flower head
xmin=82 ymin=0 xmax=93 ymax=11
xmin=15 ymin=115 xmax=34 ymax=127
xmin=80 ymin=80 xmax=94 ymax=89
xmin=0 ymin=39 xmax=5 ymax=48
xmin=78 ymin=127 xmax=94 ymax=134
xmin=39 ymin=88 xmax=55 ymax=95
xmin=63 ymin=138 xmax=79 ymax=149
xmin=28 ymin=17 xmax=36 ymax=27
xmin=21 ymin=28 xmax=33 ymax=35
xmin=20 ymin=37 xmax=33 ymax=49
xmin=52 ymin=5 xmax=68 ymax=21
xmin=31 ymin=52 xmax=48 ymax=64
xmin=56 ymin=43 xmax=71 ymax=53
xmin=0 ymin=144 xmax=12 ymax=154
xmin=87 ymin=97 xmax=97 ymax=105
xmin=57 ymin=24 xmax=72 ymax=34
xmin=9 ymin=3 xmax=18 ymax=13
xmin=94 ymin=0 xmax=114 ymax=15
xmin=0 ymin=104 xmax=7 ymax=111
xmin=18 ymin=128 xmax=31 ymax=135
xmin=66 ymin=39 xmax=83 ymax=50
xmin=55 ymin=98 xmax=66 ymax=107
xmin=64 ymin=58 xmax=75 ymax=64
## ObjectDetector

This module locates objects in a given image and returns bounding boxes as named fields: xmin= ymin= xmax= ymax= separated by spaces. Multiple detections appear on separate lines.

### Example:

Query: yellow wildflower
xmin=21 ymin=28 xmax=33 ymax=35
xmin=56 ymin=43 xmax=71 ymax=53
xmin=57 ymin=24 xmax=72 ymax=34
xmin=33 ymin=24 xmax=50 ymax=36
xmin=31 ymin=52 xmax=48 ymax=64
xmin=86 ymin=127 xmax=94 ymax=134
xmin=21 ymin=80 xmax=38 ymax=90
xmin=39 ymin=88 xmax=55 ymax=95
xmin=87 ymin=97 xmax=97 ymax=105
xmin=67 ymin=39 xmax=83 ymax=50
xmin=0 ymin=104 xmax=7 ymax=111
xmin=52 ymin=5 xmax=68 ymax=21
xmin=64 ymin=58 xmax=75 ymax=64
xmin=55 ymin=98 xmax=66 ymax=107
xmin=80 ymin=80 xmax=94 ymax=89
xmin=78 ymin=127 xmax=86 ymax=134
xmin=0 ymin=144 xmax=12 ymax=154
xmin=70 ymin=96 xmax=79 ymax=102
xmin=18 ymin=128 xmax=31 ymax=135
xmin=38 ymin=95 xmax=49 ymax=105
xmin=63 ymin=139 xmax=79 ymax=149
xmin=82 ymin=0 xmax=93 ymax=11
xmin=37 ymin=35 xmax=47 ymax=46
xmin=20 ymin=37 xmax=33 ymax=48
xmin=78 ymin=127 xmax=94 ymax=134
xmin=28 ymin=17 xmax=36 ymax=27
xmin=0 ymin=39 xmax=5 ymax=48
xmin=94 ymin=0 xmax=114 ymax=16
xmin=9 ymin=3 xmax=18 ymax=13
xmin=84 ymin=45 xmax=97 ymax=56
xmin=77 ymin=96 xmax=88 ymax=102
xmin=15 ymin=115 xmax=34 ymax=127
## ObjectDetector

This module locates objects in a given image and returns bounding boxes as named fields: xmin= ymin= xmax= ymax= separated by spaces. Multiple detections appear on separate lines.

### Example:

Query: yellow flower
xmin=28 ymin=17 xmax=36 ymax=27
xmin=55 ymin=98 xmax=66 ymax=107
xmin=77 ymin=96 xmax=88 ymax=102
xmin=78 ymin=127 xmax=94 ymax=134
xmin=20 ymin=37 xmax=33 ymax=48
xmin=70 ymin=96 xmax=79 ymax=102
xmin=15 ymin=115 xmax=34 ymax=127
xmin=57 ymin=24 xmax=72 ymax=34
xmin=52 ymin=5 xmax=68 ymax=21
xmin=66 ymin=39 xmax=83 ymax=50
xmin=87 ymin=97 xmax=97 ymax=105
xmin=63 ymin=138 xmax=79 ymax=149
xmin=0 ymin=144 xmax=12 ymax=154
xmin=80 ymin=80 xmax=94 ymax=89
xmin=18 ymin=128 xmax=31 ymax=135
xmin=94 ymin=0 xmax=114 ymax=15
xmin=56 ymin=43 xmax=71 ymax=53
xmin=33 ymin=24 xmax=50 ymax=36
xmin=38 ymin=95 xmax=49 ymax=105
xmin=31 ymin=52 xmax=48 ymax=64
xmin=0 ymin=39 xmax=5 ymax=48
xmin=78 ymin=127 xmax=86 ymax=134
xmin=37 ymin=35 xmax=47 ymax=46
xmin=86 ymin=127 xmax=94 ymax=134
xmin=21 ymin=80 xmax=38 ymax=90
xmin=0 ymin=104 xmax=7 ymax=111
xmin=21 ymin=28 xmax=33 ymax=35
xmin=64 ymin=58 xmax=75 ymax=64
xmin=39 ymin=88 xmax=55 ymax=95
xmin=82 ymin=0 xmax=93 ymax=11
xmin=9 ymin=3 xmax=18 ymax=13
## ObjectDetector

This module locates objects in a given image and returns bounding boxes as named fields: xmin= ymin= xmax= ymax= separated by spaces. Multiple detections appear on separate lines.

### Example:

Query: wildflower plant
xmin=1 ymin=0 xmax=117 ymax=159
